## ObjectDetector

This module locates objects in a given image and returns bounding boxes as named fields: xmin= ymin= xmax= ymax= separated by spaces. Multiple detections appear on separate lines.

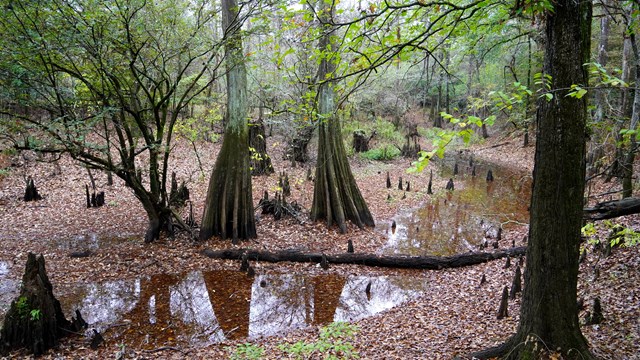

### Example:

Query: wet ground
xmin=380 ymin=157 xmax=531 ymax=256
xmin=54 ymin=270 xmax=427 ymax=349
xmin=0 ymin=157 xmax=531 ymax=349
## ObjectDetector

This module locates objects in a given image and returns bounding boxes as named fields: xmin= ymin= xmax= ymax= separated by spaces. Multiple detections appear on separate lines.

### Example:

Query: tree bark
xmin=471 ymin=1 xmax=595 ymax=359
xmin=0 ymin=253 xmax=84 ymax=356
xmin=201 ymin=247 xmax=526 ymax=270
xmin=622 ymin=12 xmax=640 ymax=198
xmin=310 ymin=1 xmax=374 ymax=233
xmin=583 ymin=196 xmax=640 ymax=220
xmin=249 ymin=120 xmax=274 ymax=176
xmin=200 ymin=0 xmax=256 ymax=242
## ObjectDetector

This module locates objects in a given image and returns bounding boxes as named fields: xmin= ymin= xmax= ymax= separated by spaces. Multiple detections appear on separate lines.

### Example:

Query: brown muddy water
xmin=380 ymin=157 xmax=532 ymax=256
xmin=0 ymin=157 xmax=531 ymax=349
xmin=0 ymin=268 xmax=428 ymax=349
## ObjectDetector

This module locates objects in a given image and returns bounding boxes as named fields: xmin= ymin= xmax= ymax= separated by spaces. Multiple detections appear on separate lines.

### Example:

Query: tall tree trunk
xmin=593 ymin=0 xmax=610 ymax=124
xmin=471 ymin=1 xmax=595 ymax=359
xmin=622 ymin=15 xmax=640 ymax=198
xmin=200 ymin=0 xmax=256 ymax=242
xmin=587 ymin=0 xmax=611 ymax=176
xmin=310 ymin=0 xmax=374 ymax=233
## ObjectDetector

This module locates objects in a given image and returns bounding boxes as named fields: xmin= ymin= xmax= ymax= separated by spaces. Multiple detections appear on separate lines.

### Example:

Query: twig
xmin=143 ymin=346 xmax=185 ymax=354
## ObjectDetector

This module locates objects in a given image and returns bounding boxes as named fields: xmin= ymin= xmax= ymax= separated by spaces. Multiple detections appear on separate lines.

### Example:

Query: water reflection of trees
xmin=335 ymin=276 xmax=428 ymax=322
xmin=57 ymin=271 xmax=428 ymax=347
xmin=383 ymin=162 xmax=531 ymax=256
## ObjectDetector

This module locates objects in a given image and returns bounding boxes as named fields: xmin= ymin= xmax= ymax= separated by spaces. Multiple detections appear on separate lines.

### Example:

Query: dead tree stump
xmin=23 ymin=177 xmax=42 ymax=202
xmin=240 ymin=252 xmax=249 ymax=272
xmin=169 ymin=172 xmax=189 ymax=207
xmin=249 ymin=120 xmax=274 ymax=176
xmin=398 ymin=176 xmax=403 ymax=190
xmin=446 ymin=178 xmax=454 ymax=191
xmin=401 ymin=129 xmax=420 ymax=158
xmin=386 ymin=172 xmax=391 ymax=188
xmin=503 ymin=256 xmax=511 ymax=269
xmin=353 ymin=130 xmax=372 ymax=152
xmin=427 ymin=170 xmax=433 ymax=194
xmin=509 ymin=265 xmax=522 ymax=299
xmin=486 ymin=169 xmax=494 ymax=182
xmin=497 ymin=286 xmax=509 ymax=319
xmin=320 ymin=254 xmax=329 ymax=270
xmin=347 ymin=239 xmax=354 ymax=253
xmin=278 ymin=172 xmax=291 ymax=197
xmin=86 ymin=184 xmax=105 ymax=208
xmin=0 ymin=253 xmax=85 ymax=356
xmin=453 ymin=163 xmax=459 ymax=175
xmin=585 ymin=297 xmax=604 ymax=325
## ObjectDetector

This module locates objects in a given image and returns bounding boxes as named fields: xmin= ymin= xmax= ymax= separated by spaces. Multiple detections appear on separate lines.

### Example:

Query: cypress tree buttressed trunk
xmin=200 ymin=0 xmax=256 ymax=242
xmin=310 ymin=1 xmax=374 ymax=233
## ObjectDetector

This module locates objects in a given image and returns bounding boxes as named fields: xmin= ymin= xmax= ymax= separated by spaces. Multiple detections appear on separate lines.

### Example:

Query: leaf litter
xmin=0 ymin=134 xmax=637 ymax=359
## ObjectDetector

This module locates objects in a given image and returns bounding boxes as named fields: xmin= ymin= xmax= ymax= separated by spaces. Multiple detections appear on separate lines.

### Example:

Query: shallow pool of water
xmin=381 ymin=158 xmax=531 ymax=256
xmin=55 ymin=270 xmax=428 ymax=348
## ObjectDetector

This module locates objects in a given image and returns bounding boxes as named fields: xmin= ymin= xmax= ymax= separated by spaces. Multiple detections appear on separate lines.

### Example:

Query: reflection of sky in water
xmin=71 ymin=279 xmax=140 ymax=329
xmin=249 ymin=274 xmax=428 ymax=338
xmin=335 ymin=276 xmax=428 ymax=322
xmin=249 ymin=274 xmax=311 ymax=338
xmin=0 ymin=261 xmax=18 ymax=319
xmin=169 ymin=271 xmax=225 ymax=343
xmin=3 ymin=270 xmax=429 ymax=347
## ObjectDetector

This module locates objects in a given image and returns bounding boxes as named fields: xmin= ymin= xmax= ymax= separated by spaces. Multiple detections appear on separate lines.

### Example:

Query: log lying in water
xmin=201 ymin=246 xmax=527 ymax=270
xmin=583 ymin=197 xmax=640 ymax=220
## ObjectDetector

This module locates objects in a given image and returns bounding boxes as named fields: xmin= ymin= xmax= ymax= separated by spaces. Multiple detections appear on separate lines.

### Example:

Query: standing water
xmin=381 ymin=158 xmax=531 ymax=256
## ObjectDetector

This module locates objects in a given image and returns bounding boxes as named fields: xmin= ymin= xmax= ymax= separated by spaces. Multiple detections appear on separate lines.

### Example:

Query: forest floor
xmin=0 ymin=129 xmax=638 ymax=359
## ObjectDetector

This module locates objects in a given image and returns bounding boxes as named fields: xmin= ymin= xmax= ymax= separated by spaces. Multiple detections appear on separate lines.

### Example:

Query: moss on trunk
xmin=200 ymin=131 xmax=256 ymax=242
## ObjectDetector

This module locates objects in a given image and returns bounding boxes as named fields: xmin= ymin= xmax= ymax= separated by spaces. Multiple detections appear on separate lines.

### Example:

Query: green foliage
xmin=604 ymin=220 xmax=640 ymax=248
xmin=229 ymin=343 xmax=264 ymax=360
xmin=409 ymin=113 xmax=493 ymax=173
xmin=227 ymin=322 xmax=359 ymax=360
xmin=587 ymin=62 xmax=628 ymax=88
xmin=278 ymin=322 xmax=360 ymax=360
xmin=534 ymin=73 xmax=554 ymax=101
xmin=361 ymin=145 xmax=400 ymax=161
xmin=175 ymin=107 xmax=222 ymax=143
xmin=581 ymin=221 xmax=640 ymax=249
xmin=15 ymin=296 xmax=40 ymax=321
xmin=15 ymin=296 xmax=29 ymax=318
xmin=30 ymin=309 xmax=42 ymax=321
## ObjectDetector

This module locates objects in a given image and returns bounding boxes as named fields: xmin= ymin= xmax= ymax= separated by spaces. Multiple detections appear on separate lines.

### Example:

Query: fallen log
xmin=201 ymin=246 xmax=527 ymax=270
xmin=583 ymin=197 xmax=640 ymax=220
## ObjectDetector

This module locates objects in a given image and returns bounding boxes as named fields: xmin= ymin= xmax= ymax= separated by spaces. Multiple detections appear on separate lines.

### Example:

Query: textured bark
xmin=310 ymin=2 xmax=374 ymax=233
xmin=622 ymin=21 xmax=640 ymax=198
xmin=583 ymin=196 xmax=640 ymax=220
xmin=0 ymin=254 xmax=84 ymax=356
xmin=471 ymin=1 xmax=595 ymax=359
xmin=249 ymin=120 xmax=274 ymax=176
xmin=200 ymin=132 xmax=256 ymax=241
xmin=201 ymin=247 xmax=526 ymax=269
xmin=287 ymin=123 xmax=315 ymax=163
xmin=200 ymin=0 xmax=255 ymax=242
xmin=593 ymin=0 xmax=610 ymax=124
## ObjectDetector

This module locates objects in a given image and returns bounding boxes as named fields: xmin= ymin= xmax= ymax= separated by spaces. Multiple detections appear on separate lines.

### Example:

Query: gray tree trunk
xmin=622 ymin=15 xmax=640 ymax=198
xmin=200 ymin=0 xmax=256 ymax=242
xmin=310 ymin=0 xmax=374 ymax=233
